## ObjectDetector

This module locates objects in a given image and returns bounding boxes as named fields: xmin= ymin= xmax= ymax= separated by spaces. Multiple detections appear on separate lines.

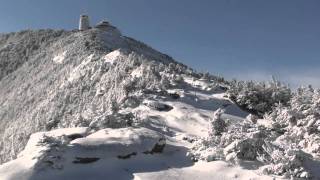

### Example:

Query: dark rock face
xmin=117 ymin=152 xmax=137 ymax=159
xmin=168 ymin=93 xmax=180 ymax=99
xmin=144 ymin=138 xmax=166 ymax=154
xmin=67 ymin=134 xmax=84 ymax=141
xmin=73 ymin=157 xmax=100 ymax=164
xmin=150 ymin=140 xmax=166 ymax=153
xmin=145 ymin=101 xmax=173 ymax=112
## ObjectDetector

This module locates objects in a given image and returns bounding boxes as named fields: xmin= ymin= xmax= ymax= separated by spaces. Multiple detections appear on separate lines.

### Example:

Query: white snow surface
xmin=104 ymin=49 xmax=121 ymax=64
xmin=53 ymin=51 xmax=66 ymax=64
xmin=130 ymin=66 xmax=143 ymax=78
xmin=134 ymin=161 xmax=273 ymax=180
xmin=68 ymin=54 xmax=94 ymax=82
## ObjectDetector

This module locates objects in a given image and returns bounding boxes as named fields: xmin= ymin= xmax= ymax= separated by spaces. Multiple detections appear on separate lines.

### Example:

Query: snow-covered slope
xmin=0 ymin=81 xmax=273 ymax=180
xmin=0 ymin=26 xmax=180 ymax=164
xmin=0 ymin=71 xmax=278 ymax=180
xmin=0 ymin=23 xmax=319 ymax=180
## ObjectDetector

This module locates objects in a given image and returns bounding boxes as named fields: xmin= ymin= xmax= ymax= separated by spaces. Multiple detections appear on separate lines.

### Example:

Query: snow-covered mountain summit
xmin=0 ymin=23 xmax=319 ymax=180
xmin=0 ymin=25 xmax=191 ymax=163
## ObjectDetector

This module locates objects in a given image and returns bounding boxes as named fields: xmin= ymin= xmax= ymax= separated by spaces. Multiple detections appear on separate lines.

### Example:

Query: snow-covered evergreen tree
xmin=227 ymin=78 xmax=291 ymax=116
xmin=208 ymin=108 xmax=226 ymax=137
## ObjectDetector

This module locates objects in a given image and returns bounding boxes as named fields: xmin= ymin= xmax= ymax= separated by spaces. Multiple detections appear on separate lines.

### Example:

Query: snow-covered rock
xmin=70 ymin=127 xmax=166 ymax=156
xmin=143 ymin=100 xmax=173 ymax=112
xmin=0 ymin=127 xmax=167 ymax=180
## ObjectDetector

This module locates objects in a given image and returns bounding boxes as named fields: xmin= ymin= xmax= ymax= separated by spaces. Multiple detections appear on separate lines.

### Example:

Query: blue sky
xmin=0 ymin=0 xmax=320 ymax=87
